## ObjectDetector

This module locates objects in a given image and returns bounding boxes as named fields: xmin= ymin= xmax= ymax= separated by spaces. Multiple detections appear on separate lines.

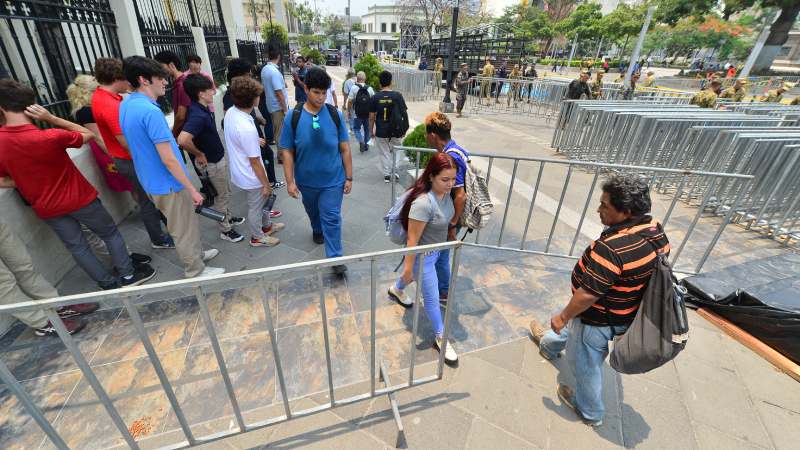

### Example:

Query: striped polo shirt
xmin=573 ymin=216 xmax=670 ymax=326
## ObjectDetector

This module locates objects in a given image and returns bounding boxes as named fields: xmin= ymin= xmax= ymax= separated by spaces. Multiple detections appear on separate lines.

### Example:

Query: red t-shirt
xmin=91 ymin=87 xmax=130 ymax=160
xmin=173 ymin=72 xmax=192 ymax=112
xmin=0 ymin=125 xmax=97 ymax=219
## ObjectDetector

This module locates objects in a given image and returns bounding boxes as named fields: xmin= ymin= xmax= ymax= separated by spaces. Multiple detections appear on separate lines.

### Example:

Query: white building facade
xmin=355 ymin=5 xmax=424 ymax=53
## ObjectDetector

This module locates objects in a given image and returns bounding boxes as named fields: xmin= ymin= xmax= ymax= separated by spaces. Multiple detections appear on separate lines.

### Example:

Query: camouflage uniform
xmin=591 ymin=78 xmax=603 ymax=99
xmin=643 ymin=75 xmax=656 ymax=87
xmin=507 ymin=68 xmax=521 ymax=105
xmin=719 ymin=86 xmax=745 ymax=103
xmin=762 ymin=89 xmax=783 ymax=103
xmin=690 ymin=89 xmax=718 ymax=108
xmin=790 ymin=96 xmax=800 ymax=106
xmin=479 ymin=62 xmax=495 ymax=102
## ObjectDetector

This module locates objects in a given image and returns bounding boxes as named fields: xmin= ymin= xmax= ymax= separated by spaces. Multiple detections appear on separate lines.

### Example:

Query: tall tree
xmin=544 ymin=0 xmax=577 ymax=22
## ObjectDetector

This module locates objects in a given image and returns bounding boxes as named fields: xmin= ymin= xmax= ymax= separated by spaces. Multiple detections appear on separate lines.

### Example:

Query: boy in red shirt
xmin=0 ymin=79 xmax=156 ymax=290
xmin=91 ymin=57 xmax=174 ymax=248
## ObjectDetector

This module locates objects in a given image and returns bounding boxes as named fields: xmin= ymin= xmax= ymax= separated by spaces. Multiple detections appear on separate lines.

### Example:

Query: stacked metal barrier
xmin=380 ymin=63 xmax=437 ymax=101
xmin=552 ymin=100 xmax=800 ymax=245
xmin=463 ymin=77 xmax=693 ymax=119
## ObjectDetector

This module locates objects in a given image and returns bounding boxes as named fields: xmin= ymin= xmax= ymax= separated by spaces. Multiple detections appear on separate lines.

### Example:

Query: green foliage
xmin=261 ymin=22 xmax=288 ymax=46
xmin=353 ymin=53 xmax=382 ymax=91
xmin=351 ymin=23 xmax=362 ymax=32
xmin=496 ymin=4 xmax=555 ymax=41
xmin=300 ymin=48 xmax=325 ymax=65
xmin=297 ymin=34 xmax=325 ymax=48
xmin=402 ymin=124 xmax=432 ymax=169
xmin=555 ymin=3 xmax=603 ymax=41
xmin=598 ymin=4 xmax=646 ymax=46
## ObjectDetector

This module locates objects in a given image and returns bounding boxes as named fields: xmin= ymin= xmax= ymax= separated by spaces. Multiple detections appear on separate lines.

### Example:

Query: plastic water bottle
xmin=261 ymin=193 xmax=277 ymax=225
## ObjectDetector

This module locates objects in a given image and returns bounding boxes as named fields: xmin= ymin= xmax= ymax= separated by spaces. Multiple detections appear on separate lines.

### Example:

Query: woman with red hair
xmin=388 ymin=152 xmax=459 ymax=364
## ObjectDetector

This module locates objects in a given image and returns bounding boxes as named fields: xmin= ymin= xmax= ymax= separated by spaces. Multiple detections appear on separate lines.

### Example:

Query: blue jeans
xmin=540 ymin=319 xmax=627 ymax=422
xmin=299 ymin=184 xmax=344 ymax=258
xmin=352 ymin=116 xmax=370 ymax=144
xmin=394 ymin=250 xmax=451 ymax=336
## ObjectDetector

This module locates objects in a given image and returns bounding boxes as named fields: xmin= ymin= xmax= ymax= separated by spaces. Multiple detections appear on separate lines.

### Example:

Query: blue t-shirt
xmin=183 ymin=102 xmax=224 ymax=163
xmin=279 ymin=105 xmax=348 ymax=189
xmin=119 ymin=92 xmax=187 ymax=195
xmin=261 ymin=62 xmax=288 ymax=113
xmin=443 ymin=140 xmax=469 ymax=188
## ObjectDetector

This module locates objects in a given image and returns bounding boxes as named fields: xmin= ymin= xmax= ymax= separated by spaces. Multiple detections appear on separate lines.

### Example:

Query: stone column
xmin=109 ymin=0 xmax=145 ymax=56
xmin=220 ymin=0 xmax=242 ymax=57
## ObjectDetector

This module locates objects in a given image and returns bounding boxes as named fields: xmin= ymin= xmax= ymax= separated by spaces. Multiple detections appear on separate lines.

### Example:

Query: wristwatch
xmin=345 ymin=176 xmax=353 ymax=181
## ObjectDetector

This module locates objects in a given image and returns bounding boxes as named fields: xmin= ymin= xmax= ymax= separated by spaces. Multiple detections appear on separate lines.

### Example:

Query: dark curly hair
xmin=304 ymin=67 xmax=331 ymax=91
xmin=601 ymin=174 xmax=651 ymax=216
xmin=229 ymin=77 xmax=263 ymax=108
xmin=94 ymin=58 xmax=125 ymax=85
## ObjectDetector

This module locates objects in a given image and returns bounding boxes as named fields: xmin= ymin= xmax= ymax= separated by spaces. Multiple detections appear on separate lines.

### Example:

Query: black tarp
xmin=683 ymin=280 xmax=800 ymax=365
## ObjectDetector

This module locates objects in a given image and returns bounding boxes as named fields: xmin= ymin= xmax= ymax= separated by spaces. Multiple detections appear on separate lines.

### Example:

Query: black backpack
xmin=290 ymin=102 xmax=341 ymax=133
xmin=353 ymin=84 xmax=372 ymax=118
xmin=389 ymin=93 xmax=409 ymax=138
xmin=607 ymin=242 xmax=689 ymax=374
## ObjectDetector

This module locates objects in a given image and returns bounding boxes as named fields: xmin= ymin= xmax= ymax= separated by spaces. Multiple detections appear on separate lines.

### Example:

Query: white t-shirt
xmin=326 ymin=81 xmax=337 ymax=106
xmin=223 ymin=107 xmax=263 ymax=190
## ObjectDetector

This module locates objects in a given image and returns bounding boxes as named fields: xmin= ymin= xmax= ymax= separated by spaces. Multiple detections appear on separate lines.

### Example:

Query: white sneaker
xmin=198 ymin=266 xmax=225 ymax=277
xmin=434 ymin=336 xmax=458 ymax=364
xmin=387 ymin=285 xmax=412 ymax=307
xmin=202 ymin=249 xmax=219 ymax=261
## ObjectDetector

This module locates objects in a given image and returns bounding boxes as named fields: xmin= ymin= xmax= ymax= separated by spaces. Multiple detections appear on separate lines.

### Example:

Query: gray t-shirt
xmin=409 ymin=191 xmax=455 ymax=245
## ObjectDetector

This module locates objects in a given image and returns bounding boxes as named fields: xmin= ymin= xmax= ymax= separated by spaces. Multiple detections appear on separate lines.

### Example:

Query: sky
xmin=320 ymin=0 xmax=520 ymax=18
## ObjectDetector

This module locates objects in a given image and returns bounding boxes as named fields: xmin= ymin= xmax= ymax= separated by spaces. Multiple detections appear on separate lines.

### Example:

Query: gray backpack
xmin=445 ymin=148 xmax=493 ymax=230
xmin=608 ymin=246 xmax=689 ymax=374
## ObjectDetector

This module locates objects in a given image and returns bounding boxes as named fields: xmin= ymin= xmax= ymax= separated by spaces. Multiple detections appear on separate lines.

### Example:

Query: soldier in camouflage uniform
xmin=479 ymin=57 xmax=495 ymax=104
xmin=507 ymin=64 xmax=522 ymax=106
xmin=455 ymin=63 xmax=470 ymax=117
xmin=719 ymin=79 xmax=747 ymax=102
xmin=790 ymin=96 xmax=800 ymax=106
xmin=591 ymin=71 xmax=604 ymax=99
xmin=690 ymin=80 xmax=722 ymax=108
xmin=761 ymin=85 xmax=787 ymax=103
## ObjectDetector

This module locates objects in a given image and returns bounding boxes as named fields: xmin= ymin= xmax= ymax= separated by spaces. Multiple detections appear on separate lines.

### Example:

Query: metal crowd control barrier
xmin=0 ymin=243 xmax=462 ymax=449
xmin=381 ymin=63 xmax=438 ymax=101
xmin=551 ymin=101 xmax=800 ymax=245
xmin=390 ymin=146 xmax=754 ymax=274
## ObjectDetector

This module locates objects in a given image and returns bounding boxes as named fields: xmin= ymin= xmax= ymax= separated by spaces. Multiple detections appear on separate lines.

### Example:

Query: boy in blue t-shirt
xmin=120 ymin=56 xmax=224 ymax=279
xmin=279 ymin=67 xmax=353 ymax=275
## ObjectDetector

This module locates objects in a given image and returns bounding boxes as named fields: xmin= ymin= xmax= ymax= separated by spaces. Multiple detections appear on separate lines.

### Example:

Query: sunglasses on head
xmin=312 ymin=114 xmax=320 ymax=130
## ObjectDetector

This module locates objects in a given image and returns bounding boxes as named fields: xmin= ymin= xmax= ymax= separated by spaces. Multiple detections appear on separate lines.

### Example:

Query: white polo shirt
xmin=223 ymin=106 xmax=263 ymax=190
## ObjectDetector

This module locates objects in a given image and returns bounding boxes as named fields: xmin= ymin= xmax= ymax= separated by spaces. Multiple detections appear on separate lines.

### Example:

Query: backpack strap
xmin=325 ymin=103 xmax=341 ymax=132
xmin=444 ymin=147 xmax=470 ymax=164
xmin=290 ymin=102 xmax=304 ymax=133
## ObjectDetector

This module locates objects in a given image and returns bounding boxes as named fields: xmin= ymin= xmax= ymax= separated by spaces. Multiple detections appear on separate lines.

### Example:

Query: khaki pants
xmin=272 ymin=110 xmax=285 ymax=155
xmin=480 ymin=80 xmax=490 ymax=100
xmin=204 ymin=158 xmax=232 ymax=233
xmin=374 ymin=137 xmax=402 ymax=176
xmin=150 ymin=190 xmax=205 ymax=278
xmin=0 ymin=223 xmax=55 ymax=328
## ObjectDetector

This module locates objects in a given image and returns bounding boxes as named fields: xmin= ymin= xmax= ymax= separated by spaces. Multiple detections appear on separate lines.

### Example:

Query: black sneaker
xmin=151 ymin=238 xmax=175 ymax=249
xmin=332 ymin=264 xmax=348 ymax=276
xmin=121 ymin=264 xmax=156 ymax=287
xmin=57 ymin=303 xmax=99 ymax=318
xmin=359 ymin=142 xmax=366 ymax=153
xmin=384 ymin=175 xmax=390 ymax=183
xmin=271 ymin=181 xmax=286 ymax=189
xmin=220 ymin=229 xmax=244 ymax=243
xmin=229 ymin=216 xmax=246 ymax=226
xmin=313 ymin=232 xmax=324 ymax=244
xmin=35 ymin=318 xmax=86 ymax=337
xmin=130 ymin=253 xmax=152 ymax=266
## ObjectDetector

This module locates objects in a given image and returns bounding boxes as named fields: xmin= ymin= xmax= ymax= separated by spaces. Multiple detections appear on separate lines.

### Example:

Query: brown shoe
xmin=557 ymin=383 xmax=603 ymax=427
xmin=529 ymin=320 xmax=547 ymax=346
xmin=35 ymin=318 xmax=86 ymax=337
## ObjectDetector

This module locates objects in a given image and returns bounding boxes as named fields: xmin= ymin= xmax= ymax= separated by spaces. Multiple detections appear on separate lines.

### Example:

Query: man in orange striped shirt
xmin=530 ymin=175 xmax=670 ymax=427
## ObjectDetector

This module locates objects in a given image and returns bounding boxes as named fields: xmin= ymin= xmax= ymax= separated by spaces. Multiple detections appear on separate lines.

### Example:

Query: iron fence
xmin=0 ymin=0 xmax=122 ymax=120
xmin=391 ymin=146 xmax=754 ymax=275
xmin=0 ymin=242 xmax=463 ymax=449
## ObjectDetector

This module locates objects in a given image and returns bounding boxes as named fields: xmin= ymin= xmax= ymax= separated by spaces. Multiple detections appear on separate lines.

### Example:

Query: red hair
xmin=400 ymin=152 xmax=456 ymax=230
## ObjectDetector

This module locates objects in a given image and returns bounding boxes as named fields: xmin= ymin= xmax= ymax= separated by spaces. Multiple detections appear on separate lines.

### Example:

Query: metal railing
xmin=0 ymin=243 xmax=463 ymax=449
xmin=551 ymin=101 xmax=800 ymax=245
xmin=391 ymin=146 xmax=754 ymax=275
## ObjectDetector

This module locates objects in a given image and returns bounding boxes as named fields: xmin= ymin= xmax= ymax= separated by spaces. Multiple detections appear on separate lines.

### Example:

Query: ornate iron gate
xmin=0 ymin=0 xmax=122 ymax=119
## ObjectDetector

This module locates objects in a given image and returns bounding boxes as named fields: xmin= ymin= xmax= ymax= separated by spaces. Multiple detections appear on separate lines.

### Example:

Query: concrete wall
xmin=0 ymin=144 xmax=136 ymax=335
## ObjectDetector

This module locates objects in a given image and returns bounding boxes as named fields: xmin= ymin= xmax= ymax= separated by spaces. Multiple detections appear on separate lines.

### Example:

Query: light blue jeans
xmin=395 ymin=250 xmax=450 ymax=336
xmin=540 ymin=319 xmax=627 ymax=422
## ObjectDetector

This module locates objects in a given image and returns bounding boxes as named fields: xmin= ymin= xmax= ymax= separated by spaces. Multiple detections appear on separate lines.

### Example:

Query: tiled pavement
xmin=1 ymin=66 xmax=798 ymax=449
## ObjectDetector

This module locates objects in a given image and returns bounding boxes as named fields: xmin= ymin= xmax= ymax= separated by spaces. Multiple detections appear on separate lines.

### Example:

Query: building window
xmin=391 ymin=23 xmax=396 ymax=33
xmin=368 ymin=23 xmax=373 ymax=32
xmin=381 ymin=23 xmax=386 ymax=33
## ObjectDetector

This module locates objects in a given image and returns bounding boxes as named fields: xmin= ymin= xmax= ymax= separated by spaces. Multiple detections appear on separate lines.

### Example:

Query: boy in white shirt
xmin=223 ymin=77 xmax=285 ymax=247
